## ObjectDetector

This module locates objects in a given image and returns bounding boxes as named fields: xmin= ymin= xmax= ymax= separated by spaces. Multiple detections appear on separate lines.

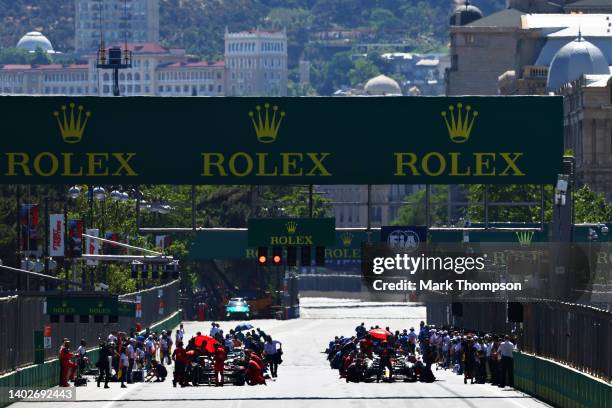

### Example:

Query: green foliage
xmin=0 ymin=0 xmax=505 ymax=58
xmin=393 ymin=184 xmax=612 ymax=227
xmin=31 ymin=47 xmax=51 ymax=64
xmin=348 ymin=58 xmax=380 ymax=87
xmin=573 ymin=185 xmax=612 ymax=223
xmin=392 ymin=186 xmax=451 ymax=226
xmin=0 ymin=47 xmax=33 ymax=64
xmin=467 ymin=184 xmax=553 ymax=223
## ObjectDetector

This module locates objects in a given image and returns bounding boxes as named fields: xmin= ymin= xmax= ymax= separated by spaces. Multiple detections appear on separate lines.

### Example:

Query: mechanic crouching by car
xmin=245 ymin=349 xmax=267 ymax=385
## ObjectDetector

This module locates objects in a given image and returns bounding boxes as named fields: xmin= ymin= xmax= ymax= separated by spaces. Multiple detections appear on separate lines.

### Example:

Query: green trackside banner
xmin=46 ymin=296 xmax=118 ymax=316
xmin=248 ymin=218 xmax=336 ymax=246
xmin=0 ymin=96 xmax=563 ymax=184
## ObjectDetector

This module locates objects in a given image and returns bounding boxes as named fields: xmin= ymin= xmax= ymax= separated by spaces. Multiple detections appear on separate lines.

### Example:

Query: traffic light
xmin=257 ymin=247 xmax=268 ymax=265
xmin=287 ymin=246 xmax=297 ymax=267
xmin=301 ymin=246 xmax=311 ymax=266
xmin=315 ymin=246 xmax=325 ymax=266
xmin=141 ymin=264 xmax=149 ymax=279
xmin=272 ymin=246 xmax=282 ymax=265
xmin=131 ymin=262 xmax=138 ymax=279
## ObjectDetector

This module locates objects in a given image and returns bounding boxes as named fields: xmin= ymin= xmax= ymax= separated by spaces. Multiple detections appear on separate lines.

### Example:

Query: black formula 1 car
xmin=191 ymin=349 xmax=247 ymax=386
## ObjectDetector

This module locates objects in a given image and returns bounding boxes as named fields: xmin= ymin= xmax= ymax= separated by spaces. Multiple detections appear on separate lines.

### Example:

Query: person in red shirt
xmin=59 ymin=340 xmax=77 ymax=387
xmin=172 ymin=341 xmax=188 ymax=387
xmin=360 ymin=334 xmax=374 ymax=359
xmin=340 ymin=351 xmax=354 ymax=378
xmin=246 ymin=359 xmax=266 ymax=385
xmin=248 ymin=350 xmax=264 ymax=372
xmin=213 ymin=344 xmax=227 ymax=386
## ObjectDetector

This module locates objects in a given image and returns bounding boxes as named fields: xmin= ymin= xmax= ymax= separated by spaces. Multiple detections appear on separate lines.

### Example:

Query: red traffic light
xmin=272 ymin=246 xmax=282 ymax=265
xmin=257 ymin=247 xmax=268 ymax=265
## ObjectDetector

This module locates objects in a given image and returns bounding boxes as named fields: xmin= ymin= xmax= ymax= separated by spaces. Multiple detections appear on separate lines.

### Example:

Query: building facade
xmin=224 ymin=29 xmax=288 ymax=96
xmin=559 ymin=75 xmax=612 ymax=200
xmin=0 ymin=43 xmax=225 ymax=97
xmin=446 ymin=1 xmax=612 ymax=96
xmin=75 ymin=0 xmax=159 ymax=53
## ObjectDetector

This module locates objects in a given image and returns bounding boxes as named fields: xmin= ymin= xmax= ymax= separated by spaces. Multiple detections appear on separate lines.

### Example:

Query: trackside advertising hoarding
xmin=0 ymin=96 xmax=562 ymax=184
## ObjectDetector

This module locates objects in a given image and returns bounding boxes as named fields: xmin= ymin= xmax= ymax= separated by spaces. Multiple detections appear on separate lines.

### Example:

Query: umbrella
xmin=235 ymin=323 xmax=255 ymax=332
xmin=194 ymin=335 xmax=219 ymax=353
xmin=368 ymin=328 xmax=392 ymax=340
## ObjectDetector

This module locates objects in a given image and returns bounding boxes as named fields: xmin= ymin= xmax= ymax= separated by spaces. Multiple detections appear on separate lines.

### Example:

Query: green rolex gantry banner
xmin=0 ymin=96 xmax=563 ymax=184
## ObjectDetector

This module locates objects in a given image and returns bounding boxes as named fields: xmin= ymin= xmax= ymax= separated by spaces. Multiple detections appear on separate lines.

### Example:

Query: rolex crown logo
xmin=441 ymin=103 xmax=478 ymax=143
xmin=516 ymin=231 xmax=534 ymax=246
xmin=341 ymin=232 xmax=353 ymax=247
xmin=249 ymin=103 xmax=285 ymax=143
xmin=286 ymin=221 xmax=297 ymax=234
xmin=54 ymin=102 xmax=91 ymax=143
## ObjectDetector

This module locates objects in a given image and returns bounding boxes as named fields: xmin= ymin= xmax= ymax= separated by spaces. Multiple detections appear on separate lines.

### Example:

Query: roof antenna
xmin=98 ymin=0 xmax=106 ymax=64
xmin=578 ymin=26 xmax=582 ymax=42
xmin=123 ymin=0 xmax=129 ymax=65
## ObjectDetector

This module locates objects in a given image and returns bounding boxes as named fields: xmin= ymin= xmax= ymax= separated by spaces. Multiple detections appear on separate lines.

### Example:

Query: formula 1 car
xmin=192 ymin=349 xmax=247 ymax=386
xmin=361 ymin=354 xmax=420 ymax=382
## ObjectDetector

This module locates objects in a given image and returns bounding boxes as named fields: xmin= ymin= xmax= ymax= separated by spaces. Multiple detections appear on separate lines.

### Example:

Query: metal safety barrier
xmin=0 ymin=280 xmax=180 ymax=375
xmin=426 ymin=299 xmax=612 ymax=382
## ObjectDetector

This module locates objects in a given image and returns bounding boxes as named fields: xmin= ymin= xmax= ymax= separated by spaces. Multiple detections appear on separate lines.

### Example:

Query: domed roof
xmin=450 ymin=1 xmax=483 ymax=26
xmin=16 ymin=31 xmax=54 ymax=52
xmin=546 ymin=34 xmax=609 ymax=91
xmin=364 ymin=74 xmax=402 ymax=96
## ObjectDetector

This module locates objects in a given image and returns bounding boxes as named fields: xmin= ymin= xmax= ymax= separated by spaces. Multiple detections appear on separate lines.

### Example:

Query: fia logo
xmin=387 ymin=229 xmax=420 ymax=252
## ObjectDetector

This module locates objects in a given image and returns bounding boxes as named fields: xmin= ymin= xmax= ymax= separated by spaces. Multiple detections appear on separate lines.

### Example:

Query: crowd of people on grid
xmin=58 ymin=322 xmax=282 ymax=388
xmin=326 ymin=321 xmax=516 ymax=387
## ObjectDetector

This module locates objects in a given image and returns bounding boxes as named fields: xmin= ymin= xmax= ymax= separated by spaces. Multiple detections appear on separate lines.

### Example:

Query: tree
xmin=393 ymin=183 xmax=612 ymax=227
xmin=467 ymin=184 xmax=552 ymax=223
xmin=392 ymin=186 xmax=452 ymax=226
xmin=31 ymin=47 xmax=51 ymax=65
xmin=573 ymin=185 xmax=612 ymax=223
xmin=0 ymin=48 xmax=32 ymax=64
xmin=348 ymin=58 xmax=380 ymax=87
